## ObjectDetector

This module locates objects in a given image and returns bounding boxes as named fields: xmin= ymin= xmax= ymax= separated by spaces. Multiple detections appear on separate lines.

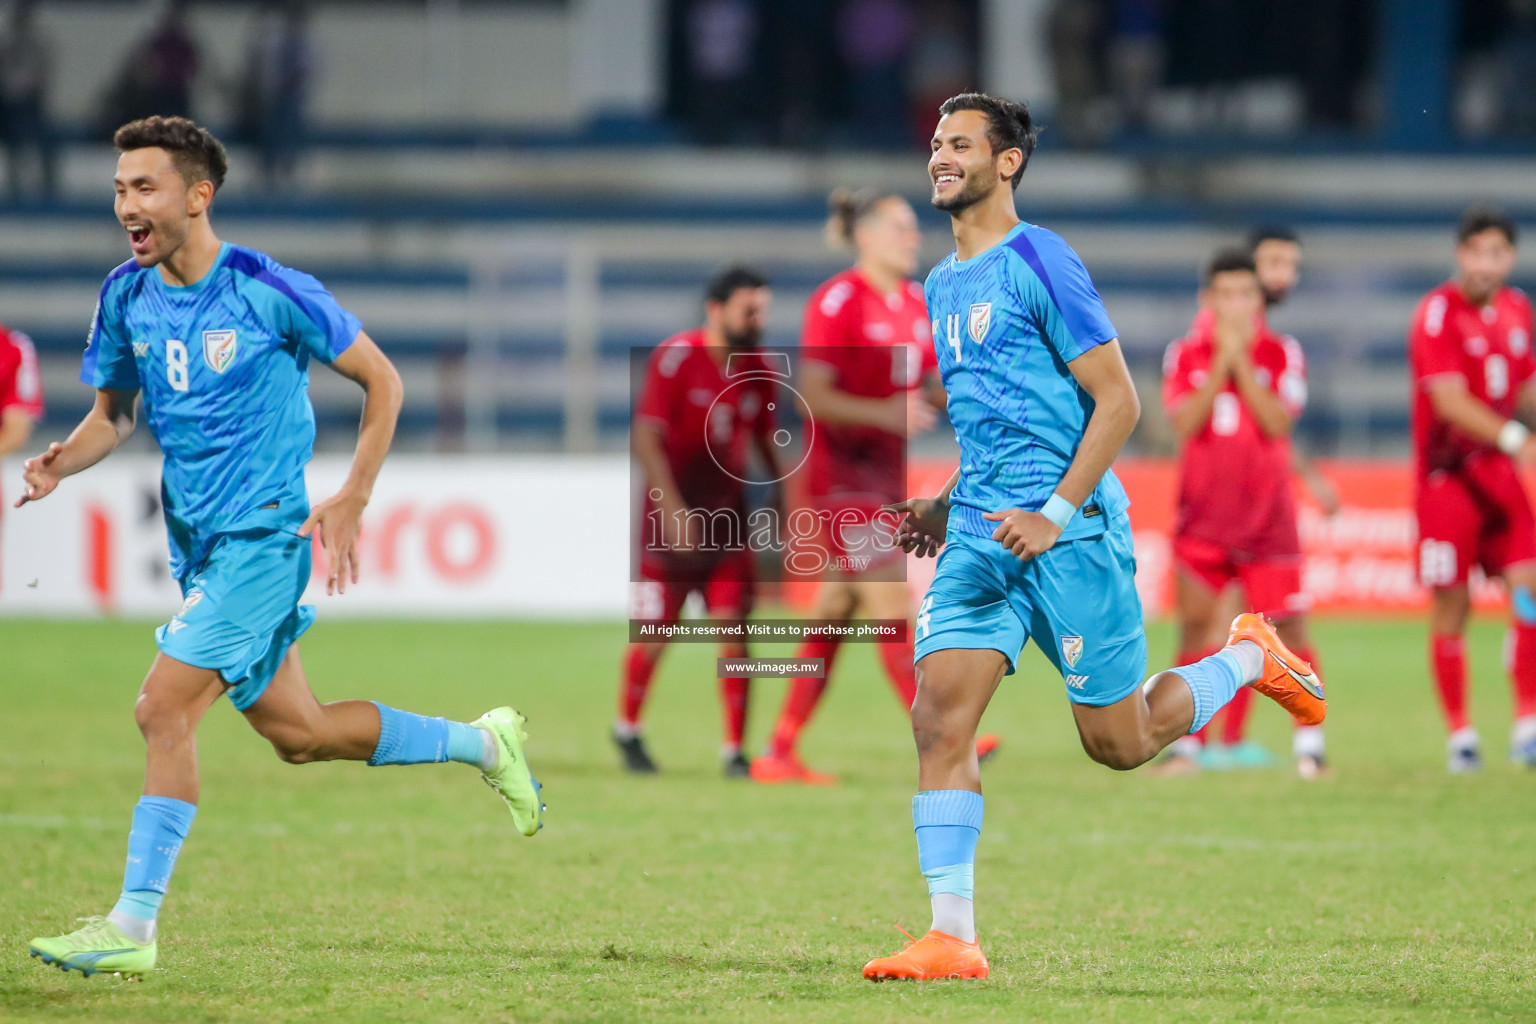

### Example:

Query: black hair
xmin=825 ymin=187 xmax=902 ymax=248
xmin=937 ymin=92 xmax=1039 ymax=191
xmin=704 ymin=265 xmax=769 ymax=305
xmin=1203 ymin=247 xmax=1258 ymax=286
xmin=1457 ymin=205 xmax=1518 ymax=246
xmin=1247 ymin=225 xmax=1299 ymax=252
xmin=114 ymin=116 xmax=229 ymax=193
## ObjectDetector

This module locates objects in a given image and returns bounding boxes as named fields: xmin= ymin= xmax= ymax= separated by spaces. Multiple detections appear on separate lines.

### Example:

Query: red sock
xmin=1431 ymin=633 xmax=1470 ymax=733
xmin=619 ymin=645 xmax=658 ymax=727
xmin=1219 ymin=685 xmax=1255 ymax=746
xmin=768 ymin=635 xmax=842 ymax=756
xmin=1178 ymin=647 xmax=1220 ymax=745
xmin=1511 ymin=625 xmax=1536 ymax=719
xmin=876 ymin=638 xmax=918 ymax=710
xmin=719 ymin=676 xmax=749 ymax=750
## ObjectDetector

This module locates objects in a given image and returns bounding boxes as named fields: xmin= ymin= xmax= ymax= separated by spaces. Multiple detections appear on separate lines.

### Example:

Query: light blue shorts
xmin=913 ymin=517 xmax=1147 ymax=706
xmin=156 ymin=529 xmax=316 ymax=711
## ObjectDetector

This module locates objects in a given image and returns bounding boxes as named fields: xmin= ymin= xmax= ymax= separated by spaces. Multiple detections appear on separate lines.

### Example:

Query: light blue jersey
xmin=916 ymin=222 xmax=1145 ymax=705
xmin=924 ymin=221 xmax=1129 ymax=542
xmin=81 ymin=242 xmax=360 ymax=581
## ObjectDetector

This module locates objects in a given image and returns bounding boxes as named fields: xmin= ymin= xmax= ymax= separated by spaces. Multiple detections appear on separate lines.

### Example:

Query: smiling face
xmin=113 ymin=147 xmax=209 ymax=268
xmin=1456 ymin=227 xmax=1517 ymax=306
xmin=928 ymin=110 xmax=1015 ymax=214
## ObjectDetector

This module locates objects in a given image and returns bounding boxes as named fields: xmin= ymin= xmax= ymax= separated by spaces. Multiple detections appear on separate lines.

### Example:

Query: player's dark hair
xmin=1457 ymin=206 xmax=1517 ymax=246
xmin=1203 ymin=247 xmax=1258 ymax=286
xmin=113 ymin=116 xmax=228 ymax=194
xmin=1247 ymin=225 xmax=1299 ymax=251
xmin=704 ymin=265 xmax=768 ymax=305
xmin=825 ymin=188 xmax=901 ymax=248
xmin=936 ymin=92 xmax=1039 ymax=191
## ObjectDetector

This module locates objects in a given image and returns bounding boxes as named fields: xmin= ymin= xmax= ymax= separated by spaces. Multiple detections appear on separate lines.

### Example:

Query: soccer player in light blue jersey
xmin=20 ymin=117 xmax=544 ymax=979
xmin=861 ymin=94 xmax=1327 ymax=981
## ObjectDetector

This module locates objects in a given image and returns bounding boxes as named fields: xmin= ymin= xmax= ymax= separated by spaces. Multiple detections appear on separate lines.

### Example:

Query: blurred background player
xmin=1155 ymin=232 xmax=1332 ymax=779
xmin=751 ymin=188 xmax=998 ymax=785
xmin=1410 ymin=207 xmax=1536 ymax=772
xmin=23 ymin=117 xmax=543 ymax=979
xmin=0 ymin=320 xmax=44 ymax=536
xmin=618 ymin=266 xmax=780 ymax=777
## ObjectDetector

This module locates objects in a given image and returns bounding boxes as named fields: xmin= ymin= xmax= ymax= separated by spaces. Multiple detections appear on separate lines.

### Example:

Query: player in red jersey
xmin=750 ymin=189 xmax=996 ymax=785
xmin=1152 ymin=248 xmax=1325 ymax=778
xmin=1410 ymin=207 xmax=1536 ymax=772
xmin=618 ymin=266 xmax=782 ymax=777
xmin=0 ymin=323 xmax=44 ymax=547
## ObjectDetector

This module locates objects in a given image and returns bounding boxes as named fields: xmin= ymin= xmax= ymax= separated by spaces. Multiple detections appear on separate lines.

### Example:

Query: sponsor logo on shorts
xmin=1061 ymin=634 xmax=1084 ymax=669
xmin=1065 ymin=674 xmax=1088 ymax=690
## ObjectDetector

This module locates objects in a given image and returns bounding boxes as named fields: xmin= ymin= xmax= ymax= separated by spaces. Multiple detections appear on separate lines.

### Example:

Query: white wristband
xmin=1040 ymin=492 xmax=1077 ymax=531
xmin=1498 ymin=420 xmax=1530 ymax=455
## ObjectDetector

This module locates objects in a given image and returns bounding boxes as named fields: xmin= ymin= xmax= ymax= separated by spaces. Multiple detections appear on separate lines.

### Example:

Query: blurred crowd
xmin=0 ymin=0 xmax=313 ymax=198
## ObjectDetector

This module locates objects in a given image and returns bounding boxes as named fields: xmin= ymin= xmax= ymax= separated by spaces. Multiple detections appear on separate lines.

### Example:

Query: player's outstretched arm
xmin=986 ymin=340 xmax=1139 ymax=561
xmin=15 ymin=388 xmax=136 ymax=507
xmin=301 ymin=330 xmax=403 ymax=594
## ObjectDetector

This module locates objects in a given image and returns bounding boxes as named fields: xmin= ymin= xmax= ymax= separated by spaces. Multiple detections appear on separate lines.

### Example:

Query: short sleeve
xmin=801 ymin=279 xmax=861 ymax=374
xmin=80 ymin=278 xmax=141 ymax=390
xmin=1410 ymin=293 xmax=1463 ymax=386
xmin=1161 ymin=338 xmax=1197 ymax=411
xmin=1276 ymin=336 xmax=1308 ymax=418
xmin=1514 ymin=296 xmax=1536 ymax=390
xmin=0 ymin=330 xmax=44 ymax=418
xmin=268 ymin=267 xmax=362 ymax=363
xmin=635 ymin=343 xmax=684 ymax=433
xmin=1007 ymin=230 xmax=1118 ymax=364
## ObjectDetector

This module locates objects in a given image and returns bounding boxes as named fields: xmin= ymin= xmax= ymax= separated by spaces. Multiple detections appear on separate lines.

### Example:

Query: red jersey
xmin=0 ymin=324 xmax=44 ymax=511
xmin=801 ymin=268 xmax=936 ymax=505
xmin=1409 ymin=281 xmax=1536 ymax=482
xmin=633 ymin=330 xmax=777 ymax=550
xmin=1163 ymin=309 xmax=1307 ymax=556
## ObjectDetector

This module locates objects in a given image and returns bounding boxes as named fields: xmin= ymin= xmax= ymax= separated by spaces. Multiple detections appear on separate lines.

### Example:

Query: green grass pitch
xmin=2 ymin=616 xmax=1533 ymax=1023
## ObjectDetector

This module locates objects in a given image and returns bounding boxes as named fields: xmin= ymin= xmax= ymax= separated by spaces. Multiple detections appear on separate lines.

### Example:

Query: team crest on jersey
xmin=1061 ymin=635 xmax=1084 ymax=669
xmin=178 ymin=590 xmax=203 ymax=616
xmin=202 ymin=329 xmax=238 ymax=373
xmin=968 ymin=302 xmax=992 ymax=344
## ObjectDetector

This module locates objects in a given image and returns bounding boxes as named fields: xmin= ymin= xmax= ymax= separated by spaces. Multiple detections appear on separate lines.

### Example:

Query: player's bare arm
xmin=799 ymin=361 xmax=935 ymax=437
xmin=1168 ymin=346 xmax=1234 ymax=438
xmin=15 ymin=387 xmax=138 ymax=506
xmin=0 ymin=406 xmax=36 ymax=459
xmin=887 ymin=466 xmax=959 ymax=558
xmin=631 ymin=420 xmax=696 ymax=550
xmin=299 ymin=330 xmax=402 ymax=594
xmin=1225 ymin=343 xmax=1292 ymax=437
xmin=985 ymin=339 xmax=1139 ymax=561
xmin=1425 ymin=375 xmax=1536 ymax=462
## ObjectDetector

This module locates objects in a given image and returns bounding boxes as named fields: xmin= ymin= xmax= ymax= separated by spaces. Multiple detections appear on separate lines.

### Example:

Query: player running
xmin=750 ymin=188 xmax=997 ymax=785
xmin=22 ymin=117 xmax=543 ymax=979
xmin=1410 ymin=207 xmax=1536 ymax=772
xmin=1153 ymin=243 xmax=1329 ymax=780
xmin=617 ymin=267 xmax=780 ymax=777
xmin=861 ymin=93 xmax=1326 ymax=982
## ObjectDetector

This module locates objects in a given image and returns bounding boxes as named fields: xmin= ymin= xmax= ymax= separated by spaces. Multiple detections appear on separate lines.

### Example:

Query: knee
xmin=133 ymin=691 xmax=190 ymax=743
xmin=1079 ymin=732 xmax=1153 ymax=772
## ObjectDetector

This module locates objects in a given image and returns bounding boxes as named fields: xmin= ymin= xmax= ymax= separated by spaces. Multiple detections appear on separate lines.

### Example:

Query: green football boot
xmin=473 ymin=706 xmax=544 ymax=836
xmin=30 ymin=916 xmax=155 ymax=978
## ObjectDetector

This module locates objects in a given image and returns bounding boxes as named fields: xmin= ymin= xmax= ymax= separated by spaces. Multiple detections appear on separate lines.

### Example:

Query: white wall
xmin=0 ymin=455 xmax=630 ymax=618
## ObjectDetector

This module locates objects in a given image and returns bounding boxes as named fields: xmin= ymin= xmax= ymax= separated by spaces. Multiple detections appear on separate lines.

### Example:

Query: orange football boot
xmin=1226 ymin=613 xmax=1326 ymax=726
xmin=749 ymin=751 xmax=838 ymax=786
xmin=975 ymin=734 xmax=1001 ymax=764
xmin=863 ymin=927 xmax=989 ymax=981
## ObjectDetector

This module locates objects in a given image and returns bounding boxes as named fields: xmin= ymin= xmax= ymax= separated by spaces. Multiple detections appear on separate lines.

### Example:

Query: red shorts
xmin=631 ymin=549 xmax=755 ymax=623
xmin=1173 ymin=534 xmax=1308 ymax=619
xmin=1416 ymin=456 xmax=1536 ymax=587
xmin=813 ymin=495 xmax=903 ymax=576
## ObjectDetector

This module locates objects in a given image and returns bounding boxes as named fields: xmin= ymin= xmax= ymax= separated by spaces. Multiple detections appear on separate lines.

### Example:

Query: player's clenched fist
xmin=15 ymin=442 xmax=65 ymax=507
xmin=983 ymin=507 xmax=1062 ymax=561
xmin=884 ymin=496 xmax=948 ymax=558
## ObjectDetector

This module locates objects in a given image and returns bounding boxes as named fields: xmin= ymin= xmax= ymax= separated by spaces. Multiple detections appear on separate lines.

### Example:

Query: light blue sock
xmin=369 ymin=703 xmax=487 ymax=767
xmin=913 ymin=789 xmax=984 ymax=896
xmin=112 ymin=795 xmax=197 ymax=928
xmin=1171 ymin=648 xmax=1247 ymax=733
